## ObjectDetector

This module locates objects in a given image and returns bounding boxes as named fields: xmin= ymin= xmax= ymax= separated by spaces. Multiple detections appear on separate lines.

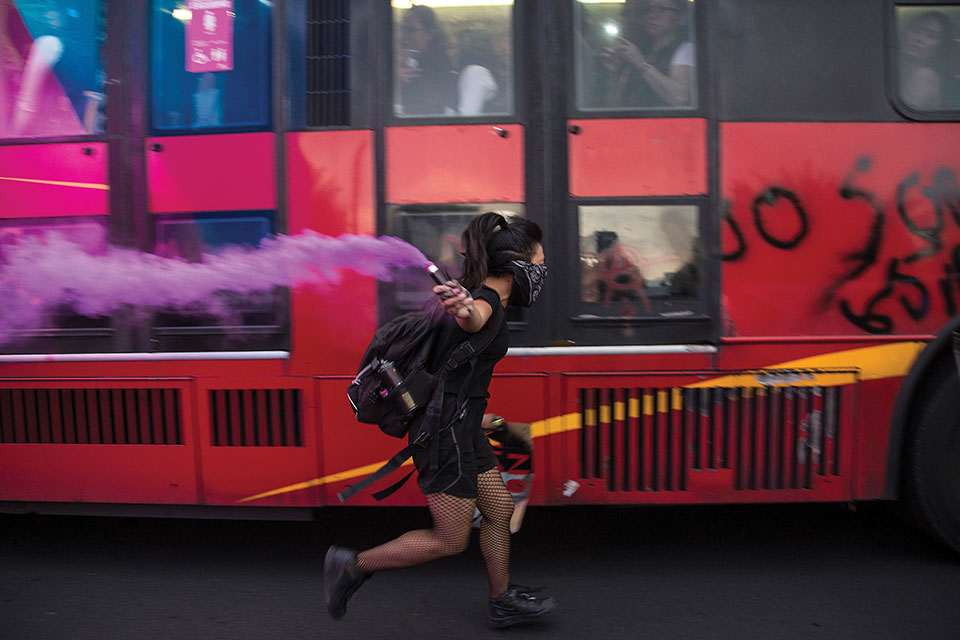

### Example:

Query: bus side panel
xmin=717 ymin=340 xmax=922 ymax=501
xmin=385 ymin=125 xmax=524 ymax=204
xmin=0 ymin=379 xmax=198 ymax=504
xmin=146 ymin=133 xmax=276 ymax=213
xmin=286 ymin=130 xmax=377 ymax=376
xmin=856 ymin=376 xmax=907 ymax=500
xmin=568 ymin=118 xmax=707 ymax=197
xmin=0 ymin=143 xmax=108 ymax=218
xmin=721 ymin=122 xmax=960 ymax=338
xmin=198 ymin=378 xmax=320 ymax=507
xmin=551 ymin=371 xmax=855 ymax=505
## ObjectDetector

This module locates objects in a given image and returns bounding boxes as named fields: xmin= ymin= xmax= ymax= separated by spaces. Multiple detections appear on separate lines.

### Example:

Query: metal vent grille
xmin=578 ymin=385 xmax=846 ymax=492
xmin=0 ymin=388 xmax=182 ymax=445
xmin=306 ymin=0 xmax=350 ymax=127
xmin=209 ymin=389 xmax=303 ymax=447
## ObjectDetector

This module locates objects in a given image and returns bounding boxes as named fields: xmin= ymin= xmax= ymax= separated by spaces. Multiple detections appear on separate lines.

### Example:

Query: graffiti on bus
xmin=722 ymin=156 xmax=960 ymax=335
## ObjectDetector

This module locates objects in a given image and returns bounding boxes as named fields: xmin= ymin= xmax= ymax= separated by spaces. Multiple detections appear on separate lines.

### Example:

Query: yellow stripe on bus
xmin=0 ymin=176 xmax=110 ymax=190
xmin=685 ymin=342 xmax=925 ymax=388
xmin=237 ymin=341 xmax=926 ymax=503
xmin=614 ymin=401 xmax=625 ymax=422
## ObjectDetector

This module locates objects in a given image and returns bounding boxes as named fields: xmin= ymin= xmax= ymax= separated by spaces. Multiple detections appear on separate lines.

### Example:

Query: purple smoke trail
xmin=0 ymin=231 xmax=430 ymax=345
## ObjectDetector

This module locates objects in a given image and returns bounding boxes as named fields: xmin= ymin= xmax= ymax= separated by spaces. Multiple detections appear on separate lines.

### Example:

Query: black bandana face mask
xmin=507 ymin=260 xmax=547 ymax=307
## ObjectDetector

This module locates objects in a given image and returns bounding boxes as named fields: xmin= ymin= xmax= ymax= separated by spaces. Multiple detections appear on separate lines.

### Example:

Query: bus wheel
xmin=903 ymin=355 xmax=960 ymax=553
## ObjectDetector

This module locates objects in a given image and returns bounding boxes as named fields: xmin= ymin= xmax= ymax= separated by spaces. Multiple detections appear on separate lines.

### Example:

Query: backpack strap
xmin=337 ymin=430 xmax=429 ymax=503
xmin=338 ymin=303 xmax=505 ymax=503
xmin=427 ymin=303 xmax=504 ymax=471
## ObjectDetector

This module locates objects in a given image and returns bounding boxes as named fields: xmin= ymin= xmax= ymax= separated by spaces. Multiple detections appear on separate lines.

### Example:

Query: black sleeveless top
xmin=428 ymin=286 xmax=509 ymax=399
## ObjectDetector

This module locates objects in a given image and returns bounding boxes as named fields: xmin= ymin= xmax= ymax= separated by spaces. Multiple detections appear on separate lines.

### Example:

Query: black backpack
xmin=339 ymin=301 xmax=504 ymax=503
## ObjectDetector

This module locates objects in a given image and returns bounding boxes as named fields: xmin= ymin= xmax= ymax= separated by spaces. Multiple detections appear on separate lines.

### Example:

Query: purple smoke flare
xmin=0 ymin=231 xmax=430 ymax=346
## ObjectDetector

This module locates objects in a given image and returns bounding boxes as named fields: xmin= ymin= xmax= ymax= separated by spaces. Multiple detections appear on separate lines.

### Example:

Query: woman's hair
xmin=457 ymin=28 xmax=500 ymax=72
xmin=459 ymin=212 xmax=543 ymax=290
xmin=408 ymin=5 xmax=451 ymax=62
xmin=623 ymin=0 xmax=689 ymax=51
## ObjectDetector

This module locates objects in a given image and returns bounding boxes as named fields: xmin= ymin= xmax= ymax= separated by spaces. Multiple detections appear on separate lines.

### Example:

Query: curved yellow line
xmin=237 ymin=341 xmax=927 ymax=503
xmin=685 ymin=341 xmax=926 ymax=388
xmin=0 ymin=176 xmax=110 ymax=190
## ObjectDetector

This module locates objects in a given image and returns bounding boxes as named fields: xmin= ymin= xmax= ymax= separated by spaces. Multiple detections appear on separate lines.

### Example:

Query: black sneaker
xmin=324 ymin=546 xmax=369 ymax=619
xmin=489 ymin=584 xmax=556 ymax=628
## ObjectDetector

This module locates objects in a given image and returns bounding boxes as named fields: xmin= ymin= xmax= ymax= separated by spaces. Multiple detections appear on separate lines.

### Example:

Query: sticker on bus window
xmin=186 ymin=0 xmax=234 ymax=73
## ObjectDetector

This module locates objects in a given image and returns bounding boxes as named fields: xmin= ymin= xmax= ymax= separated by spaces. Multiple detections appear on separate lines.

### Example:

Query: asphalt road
xmin=2 ymin=502 xmax=959 ymax=640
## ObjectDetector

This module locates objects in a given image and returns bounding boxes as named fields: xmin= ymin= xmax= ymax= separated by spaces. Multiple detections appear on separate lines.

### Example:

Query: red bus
xmin=1 ymin=0 xmax=959 ymax=551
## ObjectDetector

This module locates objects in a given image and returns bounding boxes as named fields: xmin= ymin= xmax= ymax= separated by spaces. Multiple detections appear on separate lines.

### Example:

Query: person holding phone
xmin=597 ymin=0 xmax=695 ymax=109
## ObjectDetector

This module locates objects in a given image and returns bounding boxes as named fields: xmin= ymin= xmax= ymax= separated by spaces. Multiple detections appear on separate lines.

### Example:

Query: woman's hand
xmin=397 ymin=64 xmax=421 ymax=85
xmin=599 ymin=44 xmax=619 ymax=72
xmin=615 ymin=37 xmax=647 ymax=69
xmin=433 ymin=281 xmax=475 ymax=319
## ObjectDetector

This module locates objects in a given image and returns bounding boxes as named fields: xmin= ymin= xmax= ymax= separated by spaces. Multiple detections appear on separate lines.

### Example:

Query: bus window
xmin=289 ymin=0 xmax=351 ymax=128
xmin=0 ymin=216 xmax=111 ymax=354
xmin=895 ymin=5 xmax=960 ymax=112
xmin=391 ymin=1 xmax=514 ymax=118
xmin=150 ymin=0 xmax=271 ymax=134
xmin=0 ymin=0 xmax=106 ymax=140
xmin=386 ymin=203 xmax=524 ymax=315
xmin=579 ymin=205 xmax=700 ymax=319
xmin=150 ymin=211 xmax=288 ymax=352
xmin=574 ymin=0 xmax=696 ymax=112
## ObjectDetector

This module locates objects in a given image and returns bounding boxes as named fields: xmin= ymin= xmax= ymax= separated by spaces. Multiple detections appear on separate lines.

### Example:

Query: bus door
xmin=560 ymin=0 xmax=714 ymax=348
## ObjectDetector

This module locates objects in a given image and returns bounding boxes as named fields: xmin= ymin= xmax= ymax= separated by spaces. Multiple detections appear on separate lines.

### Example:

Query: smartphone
xmin=426 ymin=263 xmax=446 ymax=287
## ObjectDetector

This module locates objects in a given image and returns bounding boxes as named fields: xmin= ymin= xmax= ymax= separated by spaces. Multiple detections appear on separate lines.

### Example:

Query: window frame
xmin=558 ymin=195 xmax=716 ymax=346
xmin=0 ymin=0 xmax=109 ymax=146
xmin=384 ymin=0 xmax=525 ymax=127
xmin=146 ymin=0 xmax=274 ymax=137
xmin=565 ymin=0 xmax=706 ymax=121
xmin=888 ymin=0 xmax=960 ymax=122
xmin=378 ymin=201 xmax=543 ymax=339
xmin=145 ymin=208 xmax=290 ymax=353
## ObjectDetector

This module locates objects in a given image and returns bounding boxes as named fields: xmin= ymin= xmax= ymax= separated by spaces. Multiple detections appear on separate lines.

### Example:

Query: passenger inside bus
xmin=395 ymin=4 xmax=457 ymax=117
xmin=455 ymin=28 xmax=510 ymax=116
xmin=593 ymin=0 xmax=695 ymax=109
xmin=898 ymin=10 xmax=958 ymax=111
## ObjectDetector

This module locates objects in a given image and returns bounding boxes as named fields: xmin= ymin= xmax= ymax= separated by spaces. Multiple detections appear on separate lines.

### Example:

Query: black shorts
xmin=410 ymin=396 xmax=498 ymax=499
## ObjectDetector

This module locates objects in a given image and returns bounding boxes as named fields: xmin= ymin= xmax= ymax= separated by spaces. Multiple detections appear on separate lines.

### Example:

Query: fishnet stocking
xmin=476 ymin=468 xmax=514 ymax=597
xmin=355 ymin=492 xmax=475 ymax=573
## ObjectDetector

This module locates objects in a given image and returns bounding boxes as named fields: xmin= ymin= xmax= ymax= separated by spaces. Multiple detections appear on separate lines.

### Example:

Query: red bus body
xmin=1 ymin=1 xmax=958 ymax=516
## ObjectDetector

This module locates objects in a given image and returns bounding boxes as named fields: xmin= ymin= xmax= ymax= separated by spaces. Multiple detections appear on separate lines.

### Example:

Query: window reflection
xmin=0 ymin=0 xmax=105 ymax=139
xmin=579 ymin=205 xmax=699 ymax=318
xmin=575 ymin=0 xmax=696 ymax=111
xmin=388 ymin=203 xmax=524 ymax=316
xmin=151 ymin=0 xmax=271 ymax=133
xmin=392 ymin=1 xmax=513 ymax=118
xmin=0 ymin=217 xmax=110 ymax=353
xmin=896 ymin=6 xmax=960 ymax=111
xmin=151 ymin=211 xmax=287 ymax=351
